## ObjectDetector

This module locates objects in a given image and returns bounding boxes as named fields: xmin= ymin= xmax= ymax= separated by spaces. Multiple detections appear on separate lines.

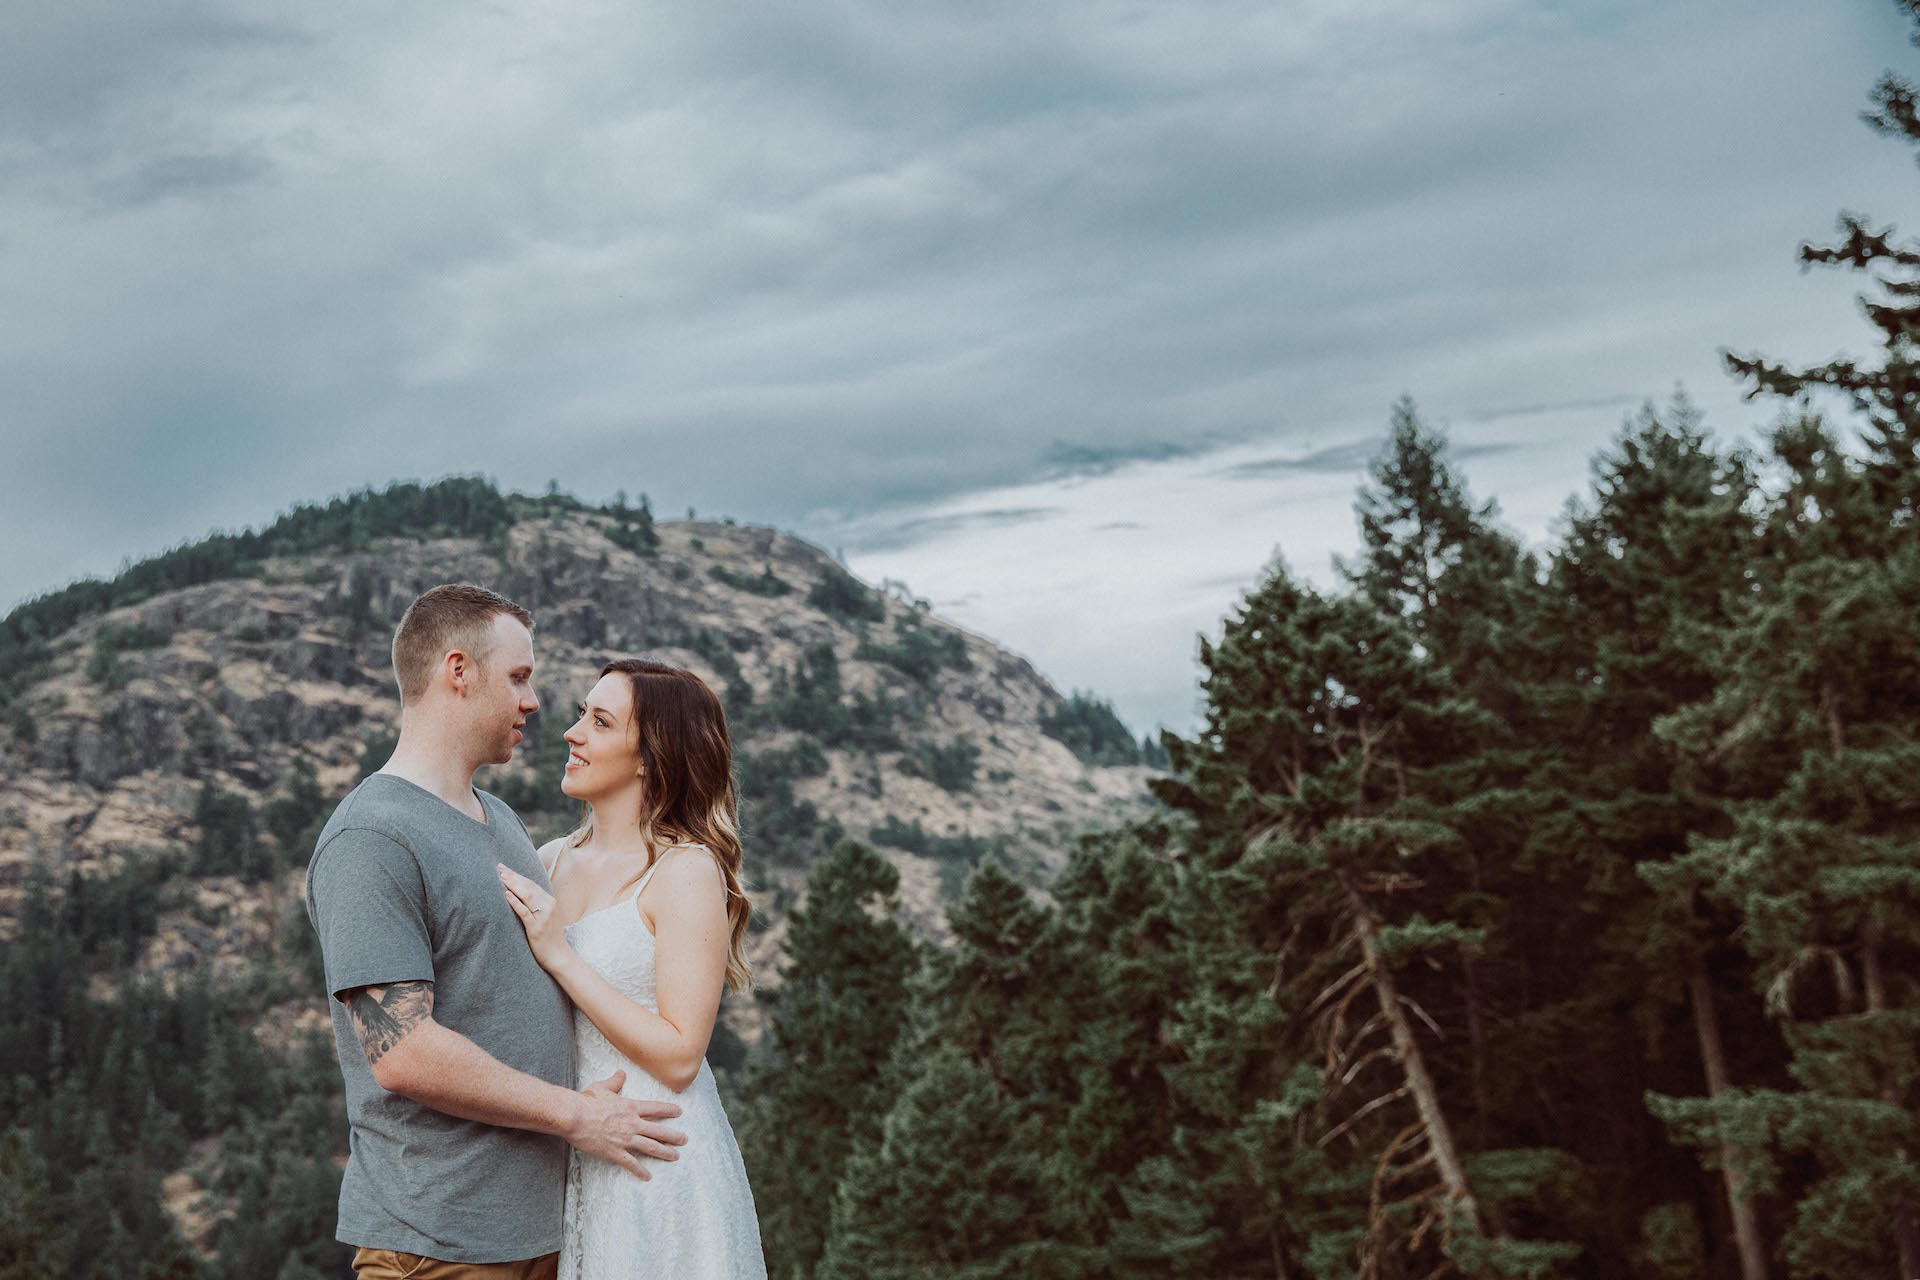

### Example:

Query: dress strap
xmin=629 ymin=842 xmax=711 ymax=901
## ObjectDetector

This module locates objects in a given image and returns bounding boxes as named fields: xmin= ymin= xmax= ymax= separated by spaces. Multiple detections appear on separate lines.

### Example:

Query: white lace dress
xmin=557 ymin=851 xmax=766 ymax=1280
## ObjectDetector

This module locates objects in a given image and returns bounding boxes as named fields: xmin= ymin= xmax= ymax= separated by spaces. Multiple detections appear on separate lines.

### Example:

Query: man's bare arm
xmin=340 ymin=981 xmax=684 ymax=1179
xmin=345 ymin=981 xmax=435 ymax=1067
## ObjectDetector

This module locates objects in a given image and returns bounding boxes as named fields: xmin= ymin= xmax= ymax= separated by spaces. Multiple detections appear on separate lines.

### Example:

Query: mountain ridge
xmin=0 ymin=479 xmax=1159 ymax=1051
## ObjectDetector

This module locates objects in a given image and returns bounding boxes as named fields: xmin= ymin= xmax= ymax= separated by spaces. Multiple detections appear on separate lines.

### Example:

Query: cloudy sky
xmin=2 ymin=1 xmax=1910 ymax=734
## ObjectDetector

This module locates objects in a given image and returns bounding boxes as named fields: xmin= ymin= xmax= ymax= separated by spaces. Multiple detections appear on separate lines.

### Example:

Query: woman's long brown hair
xmin=567 ymin=658 xmax=752 ymax=992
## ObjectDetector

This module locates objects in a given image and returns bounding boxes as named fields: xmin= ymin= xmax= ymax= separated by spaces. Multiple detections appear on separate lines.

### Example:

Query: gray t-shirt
xmin=305 ymin=772 xmax=575 ymax=1262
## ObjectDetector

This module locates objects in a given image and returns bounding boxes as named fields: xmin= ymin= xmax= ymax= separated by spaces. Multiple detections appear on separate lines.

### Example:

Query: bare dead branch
xmin=1317 ymin=1084 xmax=1412 ymax=1149
xmin=1305 ymin=962 xmax=1368 ymax=1021
xmin=1400 ymin=994 xmax=1445 ymax=1039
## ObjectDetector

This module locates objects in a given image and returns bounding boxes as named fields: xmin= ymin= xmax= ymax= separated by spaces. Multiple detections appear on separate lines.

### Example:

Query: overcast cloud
xmin=1 ymin=1 xmax=1910 ymax=733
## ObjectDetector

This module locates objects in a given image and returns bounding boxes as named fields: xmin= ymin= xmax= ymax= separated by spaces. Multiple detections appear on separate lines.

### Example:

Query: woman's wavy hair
xmin=567 ymin=658 xmax=752 ymax=992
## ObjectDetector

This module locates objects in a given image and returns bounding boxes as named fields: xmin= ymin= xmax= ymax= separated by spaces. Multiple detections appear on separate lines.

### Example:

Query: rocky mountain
xmin=0 ymin=480 xmax=1158 ymax=1053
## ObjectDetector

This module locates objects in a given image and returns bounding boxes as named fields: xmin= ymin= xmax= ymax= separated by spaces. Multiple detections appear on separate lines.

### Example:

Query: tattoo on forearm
xmin=346 ymin=981 xmax=434 ymax=1067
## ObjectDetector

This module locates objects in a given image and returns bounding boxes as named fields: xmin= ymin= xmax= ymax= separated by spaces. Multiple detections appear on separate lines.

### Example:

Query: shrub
xmin=85 ymin=622 xmax=173 ymax=690
xmin=710 ymin=564 xmax=793 ymax=597
xmin=866 ymin=815 xmax=995 ymax=862
xmin=763 ymin=643 xmax=901 ymax=752
xmin=856 ymin=616 xmax=970 ymax=686
xmin=1039 ymin=692 xmax=1144 ymax=766
xmin=604 ymin=491 xmax=660 ymax=555
xmin=897 ymin=737 xmax=978 ymax=793
xmin=193 ymin=781 xmax=271 ymax=880
xmin=737 ymin=737 xmax=845 ymax=869
xmin=808 ymin=564 xmax=886 ymax=623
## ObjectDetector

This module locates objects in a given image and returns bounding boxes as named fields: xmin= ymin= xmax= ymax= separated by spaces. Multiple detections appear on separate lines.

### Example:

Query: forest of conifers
xmin=6 ymin=12 xmax=1920 ymax=1280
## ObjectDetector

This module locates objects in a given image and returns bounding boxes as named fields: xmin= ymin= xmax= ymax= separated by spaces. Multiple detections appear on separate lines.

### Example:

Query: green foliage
xmin=54 ymin=853 xmax=182 ymax=968
xmin=738 ymin=842 xmax=921 ymax=1280
xmin=808 ymin=564 xmax=886 ymax=623
xmin=1 ymin=476 xmax=514 ymax=712
xmin=737 ymin=736 xmax=843 ymax=870
xmin=0 ymin=1129 xmax=69 ymax=1279
xmin=675 ymin=626 xmax=757 ymax=722
xmin=333 ymin=562 xmax=380 ymax=640
xmin=895 ymin=736 xmax=979 ymax=793
xmin=604 ymin=490 xmax=660 ymax=555
xmin=817 ymin=1045 xmax=1051 ymax=1280
xmin=855 ymin=614 xmax=970 ymax=686
xmin=85 ymin=621 xmax=173 ymax=690
xmin=866 ymin=815 xmax=995 ymax=863
xmin=708 ymin=563 xmax=793 ymax=597
xmin=355 ymin=729 xmax=398 ymax=782
xmin=1 ymin=857 xmax=349 ymax=1280
xmin=263 ymin=759 xmax=329 ymax=857
xmin=1040 ymin=691 xmax=1144 ymax=766
xmin=193 ymin=781 xmax=272 ymax=880
xmin=1632 ymin=1203 xmax=1706 ymax=1279
xmin=762 ymin=641 xmax=902 ymax=752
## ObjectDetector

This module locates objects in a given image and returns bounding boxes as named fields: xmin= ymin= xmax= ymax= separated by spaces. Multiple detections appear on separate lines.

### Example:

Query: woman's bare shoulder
xmin=649 ymin=842 xmax=725 ymax=890
xmin=536 ymin=836 xmax=570 ymax=878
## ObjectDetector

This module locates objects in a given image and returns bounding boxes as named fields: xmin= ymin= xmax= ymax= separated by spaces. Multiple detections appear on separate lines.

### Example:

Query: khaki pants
xmin=352 ymin=1248 xmax=559 ymax=1280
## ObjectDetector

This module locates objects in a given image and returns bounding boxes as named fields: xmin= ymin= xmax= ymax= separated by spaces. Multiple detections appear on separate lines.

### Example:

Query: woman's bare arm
xmin=502 ymin=849 xmax=729 ymax=1092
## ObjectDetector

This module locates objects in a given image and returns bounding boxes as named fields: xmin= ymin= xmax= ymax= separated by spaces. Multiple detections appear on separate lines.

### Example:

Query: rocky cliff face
xmin=0 ymin=505 xmax=1154 ymax=1047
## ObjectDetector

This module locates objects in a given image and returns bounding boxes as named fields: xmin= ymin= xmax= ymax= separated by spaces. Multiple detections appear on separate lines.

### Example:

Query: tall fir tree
xmin=737 ymin=841 xmax=920 ymax=1280
xmin=818 ymin=861 xmax=1064 ymax=1279
xmin=1547 ymin=400 xmax=1776 ymax=1279
xmin=1650 ymin=10 xmax=1920 ymax=1274
xmin=1150 ymin=558 xmax=1576 ymax=1277
xmin=818 ymin=833 xmax=1186 ymax=1279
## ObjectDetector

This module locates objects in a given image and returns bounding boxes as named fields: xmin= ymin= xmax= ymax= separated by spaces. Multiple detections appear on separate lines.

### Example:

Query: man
xmin=306 ymin=583 xmax=685 ymax=1279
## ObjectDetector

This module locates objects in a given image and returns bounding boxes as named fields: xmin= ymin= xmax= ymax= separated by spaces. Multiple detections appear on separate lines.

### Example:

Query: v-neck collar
xmin=370 ymin=771 xmax=491 ymax=827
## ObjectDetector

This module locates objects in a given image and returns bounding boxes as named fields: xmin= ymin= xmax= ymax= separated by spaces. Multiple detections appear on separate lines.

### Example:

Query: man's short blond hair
xmin=391 ymin=584 xmax=534 ymax=704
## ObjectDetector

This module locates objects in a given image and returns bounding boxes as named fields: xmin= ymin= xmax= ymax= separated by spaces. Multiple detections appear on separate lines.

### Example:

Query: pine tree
xmin=818 ymin=1041 xmax=1052 ymax=1280
xmin=1338 ymin=403 xmax=1553 ymax=1165
xmin=0 ymin=1130 xmax=69 ymax=1280
xmin=1652 ymin=412 xmax=1920 ymax=1279
xmin=1149 ymin=559 xmax=1575 ymax=1277
xmin=1544 ymin=400 xmax=1776 ymax=1279
xmin=738 ymin=841 xmax=920 ymax=1279
xmin=1649 ymin=12 xmax=1920 ymax=1274
xmin=816 ymin=833 xmax=1188 ymax=1279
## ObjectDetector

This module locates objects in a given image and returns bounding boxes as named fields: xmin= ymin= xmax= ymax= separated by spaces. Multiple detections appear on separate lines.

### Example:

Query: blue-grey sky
xmin=1 ymin=1 xmax=1910 ymax=734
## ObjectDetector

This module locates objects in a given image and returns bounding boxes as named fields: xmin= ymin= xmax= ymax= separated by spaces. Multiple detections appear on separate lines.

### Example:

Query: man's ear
xmin=443 ymin=649 xmax=472 ymax=696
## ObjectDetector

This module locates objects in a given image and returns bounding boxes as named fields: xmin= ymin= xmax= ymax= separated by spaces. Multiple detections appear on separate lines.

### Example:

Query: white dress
xmin=557 ymin=848 xmax=766 ymax=1280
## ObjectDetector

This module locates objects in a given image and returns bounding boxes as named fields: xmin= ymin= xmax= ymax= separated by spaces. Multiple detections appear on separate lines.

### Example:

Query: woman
xmin=497 ymin=658 xmax=765 ymax=1279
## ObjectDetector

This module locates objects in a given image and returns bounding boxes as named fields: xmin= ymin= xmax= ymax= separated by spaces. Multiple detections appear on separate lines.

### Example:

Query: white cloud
xmin=0 ymin=0 xmax=1909 ymax=740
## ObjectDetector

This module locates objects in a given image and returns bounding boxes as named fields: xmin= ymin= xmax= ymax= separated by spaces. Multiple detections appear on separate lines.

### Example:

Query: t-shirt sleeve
xmin=308 ymin=828 xmax=436 ymax=1002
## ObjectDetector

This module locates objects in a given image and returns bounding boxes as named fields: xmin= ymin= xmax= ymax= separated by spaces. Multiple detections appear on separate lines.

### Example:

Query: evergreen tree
xmin=738 ymin=842 xmax=921 ymax=1279
xmin=1149 ymin=560 xmax=1575 ymax=1277
xmin=1650 ymin=13 xmax=1920 ymax=1275
xmin=819 ymin=833 xmax=1186 ymax=1279
xmin=1545 ymin=400 xmax=1777 ymax=1279
xmin=1652 ymin=412 xmax=1920 ymax=1279
xmin=818 ymin=1044 xmax=1051 ymax=1280
xmin=0 ymin=1130 xmax=69 ymax=1280
xmin=1338 ymin=403 xmax=1552 ymax=1169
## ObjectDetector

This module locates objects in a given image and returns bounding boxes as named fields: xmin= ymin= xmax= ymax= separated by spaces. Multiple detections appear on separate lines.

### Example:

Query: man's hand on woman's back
xmin=342 ymin=979 xmax=687 ymax=1181
xmin=565 ymin=1070 xmax=685 ymax=1180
